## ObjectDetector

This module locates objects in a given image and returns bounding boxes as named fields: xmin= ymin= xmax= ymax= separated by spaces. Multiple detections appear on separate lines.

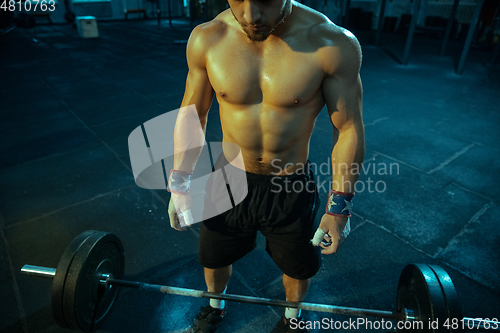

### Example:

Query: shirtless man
xmin=167 ymin=0 xmax=364 ymax=331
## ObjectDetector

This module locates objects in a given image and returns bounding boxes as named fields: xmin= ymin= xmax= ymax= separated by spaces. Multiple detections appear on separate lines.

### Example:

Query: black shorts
xmin=199 ymin=154 xmax=322 ymax=280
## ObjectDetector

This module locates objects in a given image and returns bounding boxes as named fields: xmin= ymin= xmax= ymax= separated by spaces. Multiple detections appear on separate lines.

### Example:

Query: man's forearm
xmin=330 ymin=127 xmax=365 ymax=193
xmin=172 ymin=105 xmax=207 ymax=173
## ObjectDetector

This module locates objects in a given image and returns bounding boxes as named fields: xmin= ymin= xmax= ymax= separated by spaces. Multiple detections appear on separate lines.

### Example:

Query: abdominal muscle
xmin=219 ymin=101 xmax=321 ymax=175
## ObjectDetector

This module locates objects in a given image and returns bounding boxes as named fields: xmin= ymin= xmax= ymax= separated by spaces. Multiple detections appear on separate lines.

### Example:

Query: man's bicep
xmin=181 ymin=68 xmax=214 ymax=126
xmin=181 ymin=27 xmax=214 ymax=126
xmin=323 ymin=74 xmax=363 ymax=132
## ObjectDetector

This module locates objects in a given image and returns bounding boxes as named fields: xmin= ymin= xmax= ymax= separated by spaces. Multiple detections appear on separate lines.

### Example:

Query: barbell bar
xmin=20 ymin=230 xmax=499 ymax=332
xmin=21 ymin=264 xmax=408 ymax=320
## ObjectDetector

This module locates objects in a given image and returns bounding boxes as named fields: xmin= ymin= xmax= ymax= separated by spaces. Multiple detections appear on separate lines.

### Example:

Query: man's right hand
xmin=168 ymin=194 xmax=192 ymax=231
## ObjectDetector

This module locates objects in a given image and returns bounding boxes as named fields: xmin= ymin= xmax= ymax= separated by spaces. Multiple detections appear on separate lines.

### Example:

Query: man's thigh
xmin=198 ymin=217 xmax=258 ymax=269
xmin=261 ymin=186 xmax=322 ymax=280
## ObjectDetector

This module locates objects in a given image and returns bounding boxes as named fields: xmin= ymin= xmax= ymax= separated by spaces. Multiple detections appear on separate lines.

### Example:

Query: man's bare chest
xmin=206 ymin=45 xmax=325 ymax=107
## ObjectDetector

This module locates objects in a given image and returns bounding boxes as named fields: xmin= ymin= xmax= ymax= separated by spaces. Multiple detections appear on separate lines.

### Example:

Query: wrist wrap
xmin=167 ymin=169 xmax=193 ymax=194
xmin=326 ymin=189 xmax=354 ymax=217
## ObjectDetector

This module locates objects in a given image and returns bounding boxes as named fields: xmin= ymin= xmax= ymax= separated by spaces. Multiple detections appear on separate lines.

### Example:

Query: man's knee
xmin=204 ymin=265 xmax=232 ymax=293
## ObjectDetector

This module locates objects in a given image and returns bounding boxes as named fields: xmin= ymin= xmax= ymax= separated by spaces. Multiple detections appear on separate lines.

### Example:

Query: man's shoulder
xmin=304 ymin=11 xmax=359 ymax=50
xmin=189 ymin=10 xmax=232 ymax=47
xmin=296 ymin=6 xmax=361 ymax=75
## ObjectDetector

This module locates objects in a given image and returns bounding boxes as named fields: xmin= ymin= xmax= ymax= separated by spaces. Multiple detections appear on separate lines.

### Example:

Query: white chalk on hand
xmin=178 ymin=209 xmax=194 ymax=227
xmin=311 ymin=228 xmax=327 ymax=246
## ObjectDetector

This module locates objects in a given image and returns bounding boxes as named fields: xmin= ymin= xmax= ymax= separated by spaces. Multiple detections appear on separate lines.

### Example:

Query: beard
xmin=232 ymin=0 xmax=291 ymax=42
xmin=242 ymin=28 xmax=269 ymax=42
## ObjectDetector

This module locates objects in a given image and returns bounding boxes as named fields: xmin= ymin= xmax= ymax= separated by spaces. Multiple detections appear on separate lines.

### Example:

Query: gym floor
xmin=1 ymin=17 xmax=499 ymax=333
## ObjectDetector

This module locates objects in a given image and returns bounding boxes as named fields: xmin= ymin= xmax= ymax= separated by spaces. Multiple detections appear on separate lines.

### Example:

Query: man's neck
xmin=268 ymin=1 xmax=296 ymax=40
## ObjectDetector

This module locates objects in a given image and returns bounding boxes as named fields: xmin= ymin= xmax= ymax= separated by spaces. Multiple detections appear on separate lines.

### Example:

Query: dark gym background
xmin=1 ymin=0 xmax=499 ymax=331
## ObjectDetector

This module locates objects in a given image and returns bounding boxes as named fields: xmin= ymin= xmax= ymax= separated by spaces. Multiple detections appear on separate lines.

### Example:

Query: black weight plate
xmin=427 ymin=265 xmax=464 ymax=333
xmin=51 ymin=230 xmax=97 ymax=329
xmin=396 ymin=263 xmax=448 ymax=332
xmin=62 ymin=231 xmax=124 ymax=332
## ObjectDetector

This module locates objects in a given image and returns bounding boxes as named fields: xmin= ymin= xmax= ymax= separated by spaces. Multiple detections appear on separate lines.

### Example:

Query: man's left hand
xmin=315 ymin=214 xmax=351 ymax=254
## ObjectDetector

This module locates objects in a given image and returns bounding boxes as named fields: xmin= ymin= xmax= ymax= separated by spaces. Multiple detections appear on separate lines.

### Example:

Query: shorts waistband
xmin=215 ymin=153 xmax=314 ymax=186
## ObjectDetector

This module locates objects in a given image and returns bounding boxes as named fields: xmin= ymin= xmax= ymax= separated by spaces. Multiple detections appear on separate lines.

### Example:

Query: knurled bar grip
xmin=109 ymin=278 xmax=404 ymax=321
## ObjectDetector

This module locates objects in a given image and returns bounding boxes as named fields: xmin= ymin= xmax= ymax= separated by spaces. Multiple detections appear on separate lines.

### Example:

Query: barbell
xmin=21 ymin=230 xmax=499 ymax=332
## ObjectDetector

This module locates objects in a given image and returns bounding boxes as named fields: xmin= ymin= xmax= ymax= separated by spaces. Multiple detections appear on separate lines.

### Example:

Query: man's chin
xmin=242 ymin=28 xmax=270 ymax=42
